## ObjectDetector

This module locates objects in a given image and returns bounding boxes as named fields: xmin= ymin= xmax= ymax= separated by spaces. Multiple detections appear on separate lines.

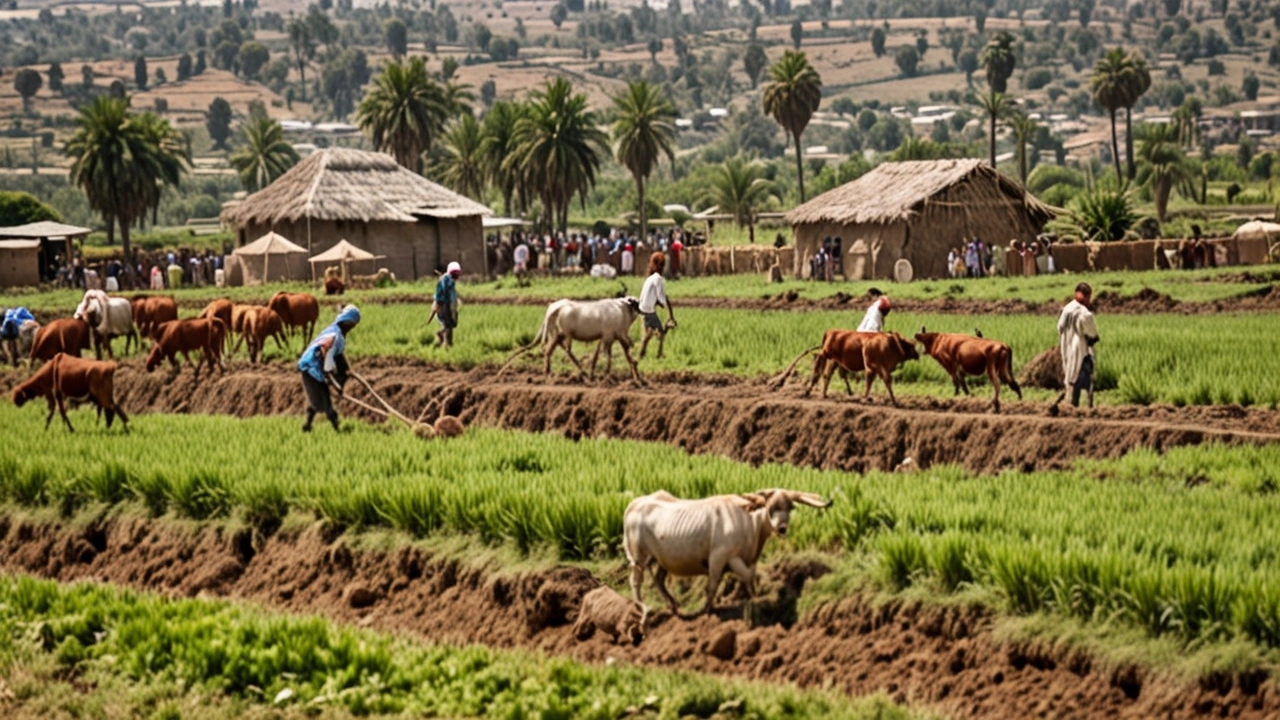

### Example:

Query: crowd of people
xmin=50 ymin=248 xmax=229 ymax=292
xmin=485 ymin=228 xmax=694 ymax=282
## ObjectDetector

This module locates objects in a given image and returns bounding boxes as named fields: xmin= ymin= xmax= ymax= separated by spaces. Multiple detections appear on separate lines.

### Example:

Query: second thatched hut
xmin=786 ymin=159 xmax=1054 ymax=280
xmin=220 ymin=148 xmax=492 ymax=281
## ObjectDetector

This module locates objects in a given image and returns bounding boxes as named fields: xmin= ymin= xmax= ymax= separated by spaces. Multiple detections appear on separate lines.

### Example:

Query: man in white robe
xmin=857 ymin=295 xmax=891 ymax=332
xmin=1056 ymin=282 xmax=1100 ymax=409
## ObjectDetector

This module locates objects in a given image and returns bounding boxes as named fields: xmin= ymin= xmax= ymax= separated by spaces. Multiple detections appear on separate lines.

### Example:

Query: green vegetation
xmin=0 ymin=575 xmax=908 ymax=719
xmin=3 ymin=408 xmax=1280 ymax=673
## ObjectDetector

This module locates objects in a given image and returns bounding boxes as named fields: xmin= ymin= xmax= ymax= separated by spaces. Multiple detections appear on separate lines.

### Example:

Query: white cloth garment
xmin=1058 ymin=299 xmax=1099 ymax=386
xmin=856 ymin=301 xmax=886 ymax=332
xmin=638 ymin=272 xmax=668 ymax=314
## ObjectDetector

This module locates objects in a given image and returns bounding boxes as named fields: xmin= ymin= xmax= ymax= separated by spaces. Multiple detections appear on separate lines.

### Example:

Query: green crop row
xmin=0 ymin=575 xmax=908 ymax=720
xmin=3 ymin=404 xmax=1280 ymax=658
xmin=3 ymin=266 xmax=1274 ymax=312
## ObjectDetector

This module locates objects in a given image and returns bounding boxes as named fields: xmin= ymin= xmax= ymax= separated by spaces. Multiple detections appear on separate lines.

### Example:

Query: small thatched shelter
xmin=220 ymin=148 xmax=492 ymax=281
xmin=231 ymin=232 xmax=309 ymax=285
xmin=308 ymin=239 xmax=383 ymax=281
xmin=786 ymin=159 xmax=1054 ymax=280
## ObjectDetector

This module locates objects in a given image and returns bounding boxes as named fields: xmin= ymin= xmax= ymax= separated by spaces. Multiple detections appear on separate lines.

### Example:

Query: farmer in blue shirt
xmin=297 ymin=305 xmax=360 ymax=433
xmin=433 ymin=261 xmax=461 ymax=348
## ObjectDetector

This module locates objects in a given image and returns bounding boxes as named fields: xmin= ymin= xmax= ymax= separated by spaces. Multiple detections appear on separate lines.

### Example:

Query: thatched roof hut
xmin=220 ymin=148 xmax=492 ymax=281
xmin=786 ymin=159 xmax=1054 ymax=280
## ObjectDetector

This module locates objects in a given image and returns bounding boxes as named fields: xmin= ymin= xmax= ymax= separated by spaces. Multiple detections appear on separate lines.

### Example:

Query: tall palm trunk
xmin=793 ymin=131 xmax=806 ymax=203
xmin=120 ymin=218 xmax=132 ymax=269
xmin=635 ymin=172 xmax=647 ymax=244
xmin=1124 ymin=106 xmax=1136 ymax=180
xmin=1108 ymin=108 xmax=1122 ymax=181
xmin=1155 ymin=175 xmax=1171 ymax=222
xmin=988 ymin=115 xmax=997 ymax=167
xmin=106 ymin=215 xmax=115 ymax=246
xmin=1018 ymin=138 xmax=1028 ymax=185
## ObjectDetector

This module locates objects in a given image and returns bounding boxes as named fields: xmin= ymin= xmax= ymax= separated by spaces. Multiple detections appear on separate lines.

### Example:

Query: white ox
xmin=499 ymin=297 xmax=644 ymax=381
xmin=74 ymin=290 xmax=139 ymax=359
xmin=624 ymin=489 xmax=831 ymax=620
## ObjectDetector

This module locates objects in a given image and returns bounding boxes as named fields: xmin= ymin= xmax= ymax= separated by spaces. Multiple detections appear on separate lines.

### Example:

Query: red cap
xmin=878 ymin=296 xmax=891 ymax=311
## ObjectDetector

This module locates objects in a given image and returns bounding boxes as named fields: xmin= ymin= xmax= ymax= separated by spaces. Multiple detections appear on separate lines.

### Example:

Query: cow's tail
xmin=1002 ymin=345 xmax=1022 ymax=398
xmin=494 ymin=306 xmax=556 ymax=378
xmin=771 ymin=345 xmax=822 ymax=389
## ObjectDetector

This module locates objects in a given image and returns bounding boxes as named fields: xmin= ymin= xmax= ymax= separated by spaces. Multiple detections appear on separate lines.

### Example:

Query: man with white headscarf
xmin=1055 ymin=282 xmax=1099 ymax=409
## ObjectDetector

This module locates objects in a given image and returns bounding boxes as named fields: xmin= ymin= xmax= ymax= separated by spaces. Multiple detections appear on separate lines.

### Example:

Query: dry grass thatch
xmin=220 ymin=148 xmax=492 ymax=227
xmin=786 ymin=159 xmax=1055 ymax=227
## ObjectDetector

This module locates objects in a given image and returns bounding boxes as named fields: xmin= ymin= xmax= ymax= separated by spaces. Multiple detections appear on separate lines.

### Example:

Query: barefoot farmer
xmin=1055 ymin=282 xmax=1099 ymax=409
xmin=639 ymin=252 xmax=676 ymax=359
xmin=432 ymin=262 xmax=461 ymax=348
xmin=298 ymin=304 xmax=360 ymax=432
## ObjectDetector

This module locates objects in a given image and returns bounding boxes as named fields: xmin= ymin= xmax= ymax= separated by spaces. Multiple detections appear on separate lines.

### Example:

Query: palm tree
xmin=1091 ymin=48 xmax=1134 ymax=181
xmin=66 ymin=96 xmax=187 ymax=268
xmin=355 ymin=56 xmax=450 ymax=173
xmin=704 ymin=156 xmax=776 ymax=244
xmin=611 ymin=80 xmax=677 ymax=245
xmin=975 ymin=90 xmax=1012 ymax=168
xmin=506 ymin=78 xmax=607 ymax=233
xmin=980 ymin=31 xmax=1017 ymax=93
xmin=1136 ymin=122 xmax=1191 ymax=222
xmin=1123 ymin=51 xmax=1151 ymax=180
xmin=1007 ymin=110 xmax=1038 ymax=186
xmin=437 ymin=114 xmax=486 ymax=200
xmin=762 ymin=50 xmax=822 ymax=202
xmin=480 ymin=100 xmax=526 ymax=217
xmin=229 ymin=115 xmax=300 ymax=192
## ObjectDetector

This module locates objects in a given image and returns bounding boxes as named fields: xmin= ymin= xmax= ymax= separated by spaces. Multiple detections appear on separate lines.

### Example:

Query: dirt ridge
xmin=64 ymin=362 xmax=1280 ymax=475
xmin=1 ymin=514 xmax=1273 ymax=720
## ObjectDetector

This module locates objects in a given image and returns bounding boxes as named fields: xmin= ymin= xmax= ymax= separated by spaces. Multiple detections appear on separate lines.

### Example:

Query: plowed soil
xmin=15 ymin=360 xmax=1277 ymax=475
xmin=2 ymin=514 xmax=1274 ymax=720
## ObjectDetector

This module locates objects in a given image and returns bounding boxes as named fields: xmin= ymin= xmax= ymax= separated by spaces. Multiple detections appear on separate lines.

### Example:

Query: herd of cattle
xmin=5 ymin=290 xmax=321 ymax=432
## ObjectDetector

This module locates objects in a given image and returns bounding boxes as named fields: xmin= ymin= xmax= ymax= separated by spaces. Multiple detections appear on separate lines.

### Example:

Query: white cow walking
xmin=497 ymin=296 xmax=645 ymax=381
xmin=74 ymin=290 xmax=139 ymax=359
xmin=623 ymin=489 xmax=831 ymax=623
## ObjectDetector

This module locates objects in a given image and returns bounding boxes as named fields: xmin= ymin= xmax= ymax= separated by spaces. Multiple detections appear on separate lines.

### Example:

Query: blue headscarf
xmin=298 ymin=305 xmax=360 ymax=381
xmin=1 ymin=307 xmax=34 ymax=339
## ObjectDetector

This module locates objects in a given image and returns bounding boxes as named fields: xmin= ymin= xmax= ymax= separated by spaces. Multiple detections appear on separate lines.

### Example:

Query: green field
xmin=2 ymin=267 xmax=1276 ymax=314
xmin=4 ymin=405 xmax=1280 ymax=676
xmin=0 ymin=575 xmax=909 ymax=720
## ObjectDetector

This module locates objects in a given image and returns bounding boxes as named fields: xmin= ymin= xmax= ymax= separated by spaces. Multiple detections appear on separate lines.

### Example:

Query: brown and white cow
xmin=145 ymin=318 xmax=227 ymax=378
xmin=915 ymin=327 xmax=1022 ymax=413
xmin=11 ymin=353 xmax=128 ymax=432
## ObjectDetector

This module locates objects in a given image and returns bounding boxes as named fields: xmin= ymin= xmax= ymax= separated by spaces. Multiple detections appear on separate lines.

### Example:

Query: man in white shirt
xmin=638 ymin=252 xmax=677 ymax=359
xmin=1055 ymin=282 xmax=1100 ymax=409
xmin=857 ymin=294 xmax=891 ymax=332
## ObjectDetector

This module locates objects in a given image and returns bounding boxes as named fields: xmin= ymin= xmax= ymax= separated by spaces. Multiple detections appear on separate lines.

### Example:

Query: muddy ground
xmin=1 ymin=515 xmax=1273 ymax=720
xmin=11 ymin=360 xmax=1274 ymax=475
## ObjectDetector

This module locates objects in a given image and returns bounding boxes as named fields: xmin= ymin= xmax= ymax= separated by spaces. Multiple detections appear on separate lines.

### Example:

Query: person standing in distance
xmin=638 ymin=252 xmax=677 ymax=359
xmin=1055 ymin=282 xmax=1100 ymax=409
xmin=857 ymin=293 xmax=891 ymax=332
xmin=433 ymin=261 xmax=461 ymax=348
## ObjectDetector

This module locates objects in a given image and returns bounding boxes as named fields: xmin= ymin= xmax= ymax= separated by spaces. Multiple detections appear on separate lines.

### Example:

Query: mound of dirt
xmin=1020 ymin=347 xmax=1065 ymax=391
xmin=2 ymin=514 xmax=1275 ymax=720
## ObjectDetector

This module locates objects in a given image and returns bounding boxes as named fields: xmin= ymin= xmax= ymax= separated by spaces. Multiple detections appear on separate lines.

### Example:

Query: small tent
xmin=307 ymin=239 xmax=383 ymax=281
xmin=231 ymin=232 xmax=308 ymax=286
xmin=1232 ymin=220 xmax=1280 ymax=264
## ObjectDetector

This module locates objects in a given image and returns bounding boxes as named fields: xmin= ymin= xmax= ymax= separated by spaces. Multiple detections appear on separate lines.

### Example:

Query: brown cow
xmin=145 ymin=318 xmax=227 ymax=378
xmin=242 ymin=307 xmax=288 ymax=364
xmin=268 ymin=291 xmax=319 ymax=342
xmin=915 ymin=327 xmax=1022 ymax=413
xmin=11 ymin=353 xmax=128 ymax=432
xmin=131 ymin=296 xmax=178 ymax=340
xmin=773 ymin=330 xmax=876 ymax=398
xmin=30 ymin=318 xmax=92 ymax=363
xmin=198 ymin=299 xmax=234 ymax=331
xmin=860 ymin=331 xmax=920 ymax=406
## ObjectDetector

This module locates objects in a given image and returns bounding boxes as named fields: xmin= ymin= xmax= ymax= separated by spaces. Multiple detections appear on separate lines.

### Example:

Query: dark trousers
xmin=1071 ymin=355 xmax=1095 ymax=407
xmin=301 ymin=372 xmax=339 ymax=431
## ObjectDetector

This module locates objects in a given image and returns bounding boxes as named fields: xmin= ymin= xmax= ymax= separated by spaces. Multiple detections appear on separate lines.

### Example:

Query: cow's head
xmin=914 ymin=326 xmax=938 ymax=352
xmin=892 ymin=332 xmax=920 ymax=363
xmin=144 ymin=344 xmax=164 ymax=372
xmin=11 ymin=384 xmax=32 ymax=407
xmin=622 ymin=296 xmax=641 ymax=315
xmin=741 ymin=489 xmax=832 ymax=538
